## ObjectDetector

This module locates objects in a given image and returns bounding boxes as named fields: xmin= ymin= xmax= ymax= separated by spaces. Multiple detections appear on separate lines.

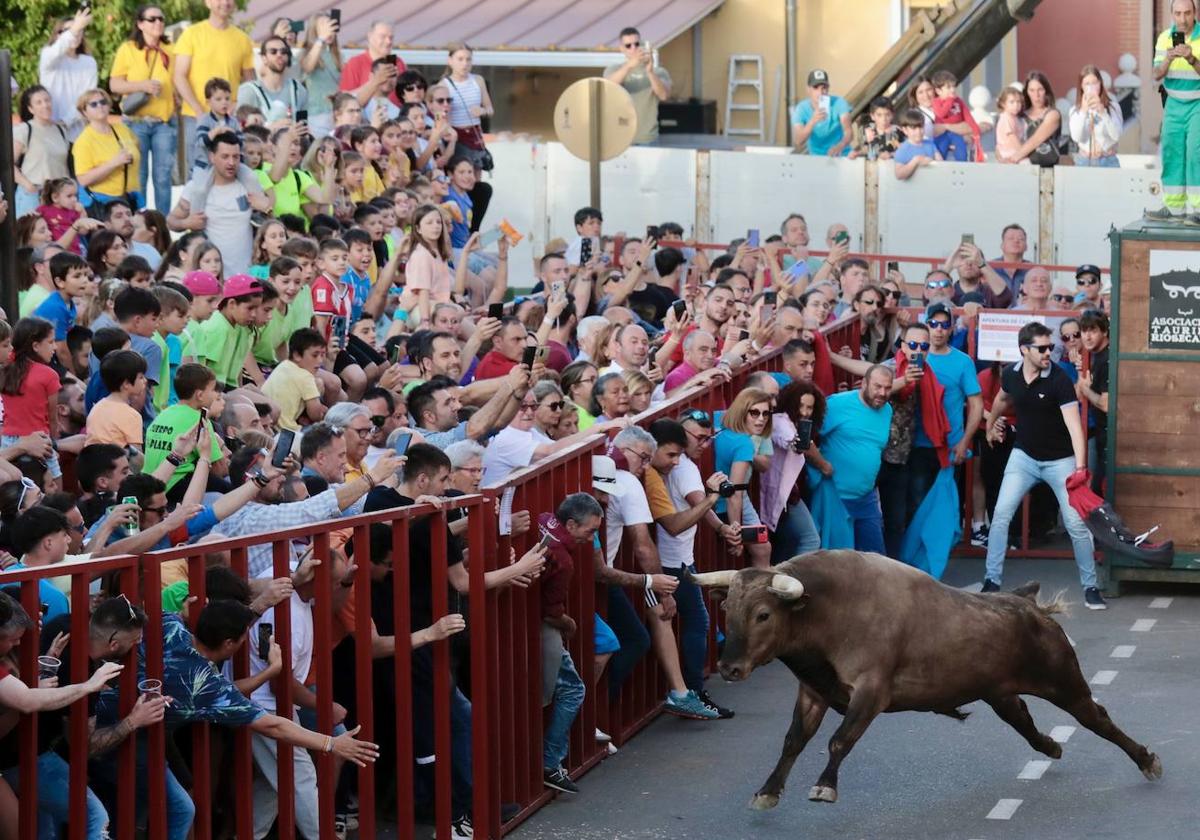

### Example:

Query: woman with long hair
xmin=560 ymin=360 xmax=599 ymax=430
xmin=764 ymin=381 xmax=827 ymax=564
xmin=622 ymin=370 xmax=654 ymax=415
xmin=154 ymin=231 xmax=206 ymax=283
xmin=0 ymin=318 xmax=62 ymax=490
xmin=108 ymin=4 xmax=176 ymax=212
xmin=590 ymin=372 xmax=630 ymax=421
xmin=442 ymin=42 xmax=494 ymax=228
xmin=250 ymin=219 xmax=288 ymax=279
xmin=400 ymin=204 xmax=454 ymax=326
xmin=297 ymin=13 xmax=343 ymax=138
xmin=716 ymin=387 xmax=774 ymax=567
xmin=1068 ymin=64 xmax=1122 ymax=167
xmin=39 ymin=11 xmax=98 ymax=136
xmin=133 ymin=208 xmax=171 ymax=257
xmin=71 ymin=89 xmax=141 ymax=210
xmin=85 ymin=230 xmax=129 ymax=279
xmin=1012 ymin=70 xmax=1064 ymax=164
xmin=531 ymin=380 xmax=565 ymax=442
xmin=12 ymin=86 xmax=72 ymax=218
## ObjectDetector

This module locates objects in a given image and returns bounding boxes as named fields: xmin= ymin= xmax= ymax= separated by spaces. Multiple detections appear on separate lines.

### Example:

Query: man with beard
xmin=409 ymin=364 xmax=529 ymax=450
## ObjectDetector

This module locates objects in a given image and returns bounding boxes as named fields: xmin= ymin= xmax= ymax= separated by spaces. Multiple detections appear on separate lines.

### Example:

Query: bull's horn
xmin=768 ymin=575 xmax=806 ymax=600
xmin=690 ymin=570 xmax=738 ymax=588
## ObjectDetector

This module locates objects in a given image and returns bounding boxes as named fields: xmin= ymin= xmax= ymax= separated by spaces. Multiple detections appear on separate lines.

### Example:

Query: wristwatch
xmin=166 ymin=453 xmax=184 ymax=467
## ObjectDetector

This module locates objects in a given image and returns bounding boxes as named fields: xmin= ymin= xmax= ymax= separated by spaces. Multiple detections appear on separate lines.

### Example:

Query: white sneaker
xmin=605 ymin=741 xmax=618 ymax=756
xmin=594 ymin=727 xmax=612 ymax=743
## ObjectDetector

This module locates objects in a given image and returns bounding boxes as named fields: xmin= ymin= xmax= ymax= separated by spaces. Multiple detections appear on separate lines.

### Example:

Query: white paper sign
xmin=977 ymin=312 xmax=1046 ymax=362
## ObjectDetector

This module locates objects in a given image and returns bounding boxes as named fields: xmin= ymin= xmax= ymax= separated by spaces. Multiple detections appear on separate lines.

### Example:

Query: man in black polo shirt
xmin=981 ymin=321 xmax=1106 ymax=609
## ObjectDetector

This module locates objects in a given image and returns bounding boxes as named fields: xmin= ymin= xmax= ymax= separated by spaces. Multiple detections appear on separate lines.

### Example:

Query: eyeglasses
xmin=623 ymin=449 xmax=652 ymax=464
xmin=1077 ymin=277 xmax=1100 ymax=287
xmin=684 ymin=427 xmax=715 ymax=444
xmin=141 ymin=14 xmax=165 ymax=22
xmin=370 ymin=415 xmax=388 ymax=427
xmin=928 ymin=320 xmax=952 ymax=330
xmin=433 ymin=97 xmax=451 ymax=104
xmin=746 ymin=408 xmax=769 ymax=419
xmin=403 ymin=84 xmax=426 ymax=91
xmin=517 ymin=402 xmax=537 ymax=413
xmin=455 ymin=465 xmax=483 ymax=475
xmin=86 ymin=100 xmax=110 ymax=109
xmin=266 ymin=48 xmax=289 ymax=55
xmin=142 ymin=505 xmax=167 ymax=516
xmin=1050 ymin=294 xmax=1073 ymax=304
xmin=541 ymin=401 xmax=565 ymax=411
xmin=906 ymin=340 xmax=930 ymax=351
xmin=348 ymin=426 xmax=373 ymax=438
xmin=1061 ymin=331 xmax=1081 ymax=340
xmin=1024 ymin=343 xmax=1055 ymax=354
xmin=925 ymin=279 xmax=952 ymax=289
xmin=576 ymin=375 xmax=597 ymax=386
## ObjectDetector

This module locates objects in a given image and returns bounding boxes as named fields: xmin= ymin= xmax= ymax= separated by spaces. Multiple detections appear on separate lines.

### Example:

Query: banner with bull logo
xmin=1148 ymin=250 xmax=1200 ymax=349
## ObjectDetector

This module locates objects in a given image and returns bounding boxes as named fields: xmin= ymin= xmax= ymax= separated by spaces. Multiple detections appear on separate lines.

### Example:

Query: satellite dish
xmin=553 ymin=77 xmax=637 ymax=207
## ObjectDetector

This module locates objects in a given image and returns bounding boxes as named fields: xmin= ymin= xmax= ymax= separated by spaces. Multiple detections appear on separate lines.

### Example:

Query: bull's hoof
xmin=749 ymin=793 xmax=780 ymax=810
xmin=1142 ymin=753 xmax=1163 ymax=781
xmin=808 ymin=785 xmax=837 ymax=803
xmin=1040 ymin=738 xmax=1063 ymax=759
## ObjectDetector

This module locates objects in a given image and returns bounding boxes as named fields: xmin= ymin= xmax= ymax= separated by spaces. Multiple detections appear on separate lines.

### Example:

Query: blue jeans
xmin=126 ymin=116 xmax=177 ymax=212
xmin=842 ymin=489 xmax=886 ymax=554
xmin=542 ymin=650 xmax=585 ymax=770
xmin=605 ymin=586 xmax=651 ymax=701
xmin=770 ymin=500 xmax=822 ymax=565
xmin=2 ymin=752 xmax=108 ymax=840
xmin=665 ymin=565 xmax=710 ymax=693
xmin=985 ymin=449 xmax=1097 ymax=588
xmin=14 ymin=184 xmax=40 ymax=218
xmin=934 ymin=130 xmax=969 ymax=161
xmin=1074 ymin=153 xmax=1119 ymax=168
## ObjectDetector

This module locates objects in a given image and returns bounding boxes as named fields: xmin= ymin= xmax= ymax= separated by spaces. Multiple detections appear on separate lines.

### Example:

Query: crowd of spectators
xmin=0 ymin=8 xmax=1120 ymax=840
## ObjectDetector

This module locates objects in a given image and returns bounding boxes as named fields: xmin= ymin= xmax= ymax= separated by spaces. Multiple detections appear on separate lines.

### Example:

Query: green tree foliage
xmin=2 ymin=0 xmax=246 ymax=93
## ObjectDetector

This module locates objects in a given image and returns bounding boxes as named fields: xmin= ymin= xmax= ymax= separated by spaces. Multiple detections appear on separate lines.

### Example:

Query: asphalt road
xmin=512 ymin=556 xmax=1200 ymax=840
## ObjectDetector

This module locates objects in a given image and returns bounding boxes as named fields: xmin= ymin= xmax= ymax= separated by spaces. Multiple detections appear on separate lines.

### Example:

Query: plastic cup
xmin=138 ymin=678 xmax=162 ymax=699
xmin=38 ymin=656 xmax=61 ymax=679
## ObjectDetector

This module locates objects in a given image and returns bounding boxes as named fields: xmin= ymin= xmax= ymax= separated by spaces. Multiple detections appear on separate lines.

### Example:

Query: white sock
xmin=670 ymin=689 xmax=688 ymax=699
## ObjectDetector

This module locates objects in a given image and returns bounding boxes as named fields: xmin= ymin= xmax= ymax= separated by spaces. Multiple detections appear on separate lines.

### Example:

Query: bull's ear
xmin=768 ymin=574 xmax=806 ymax=603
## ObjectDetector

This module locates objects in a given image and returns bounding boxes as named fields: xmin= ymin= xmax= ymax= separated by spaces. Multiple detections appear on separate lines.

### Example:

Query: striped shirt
xmin=445 ymin=75 xmax=483 ymax=128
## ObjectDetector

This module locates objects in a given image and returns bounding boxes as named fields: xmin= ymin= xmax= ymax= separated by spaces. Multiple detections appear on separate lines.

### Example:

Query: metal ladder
xmin=723 ymin=54 xmax=764 ymax=141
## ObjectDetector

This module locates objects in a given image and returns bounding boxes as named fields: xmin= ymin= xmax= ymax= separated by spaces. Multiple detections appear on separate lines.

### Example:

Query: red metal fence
xmin=3 ymin=303 xmax=1091 ymax=838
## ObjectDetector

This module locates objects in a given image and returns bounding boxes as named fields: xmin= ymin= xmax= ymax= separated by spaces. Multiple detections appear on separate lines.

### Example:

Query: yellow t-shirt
xmin=174 ymin=20 xmax=254 ymax=117
xmin=110 ymin=41 xmax=177 ymax=122
xmin=349 ymin=165 xmax=385 ymax=204
xmin=73 ymin=123 xmax=141 ymax=197
xmin=643 ymin=468 xmax=677 ymax=520
xmin=262 ymin=359 xmax=320 ymax=432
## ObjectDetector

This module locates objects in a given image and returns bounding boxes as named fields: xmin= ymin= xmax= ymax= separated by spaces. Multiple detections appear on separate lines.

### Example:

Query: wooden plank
xmin=1105 ymin=505 xmax=1200 ymax=546
xmin=1116 ymin=432 xmax=1200 ymax=469
xmin=1114 ymin=474 xmax=1200 ymax=509
xmin=1115 ymin=399 xmax=1200 ymax=435
xmin=1116 ymin=361 xmax=1200 ymax=396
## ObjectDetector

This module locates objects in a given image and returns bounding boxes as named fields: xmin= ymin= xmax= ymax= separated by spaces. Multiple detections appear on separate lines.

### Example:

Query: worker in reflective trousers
xmin=1150 ymin=0 xmax=1200 ymax=221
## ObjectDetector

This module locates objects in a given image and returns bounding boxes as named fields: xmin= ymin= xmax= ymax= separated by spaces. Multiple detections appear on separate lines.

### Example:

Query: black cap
xmin=1075 ymin=263 xmax=1101 ymax=279
xmin=807 ymin=69 xmax=829 ymax=87
xmin=925 ymin=301 xmax=953 ymax=322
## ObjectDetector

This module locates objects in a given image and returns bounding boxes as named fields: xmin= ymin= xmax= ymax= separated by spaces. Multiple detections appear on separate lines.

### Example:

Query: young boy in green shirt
xmin=143 ymin=363 xmax=224 ymax=500
xmin=253 ymin=259 xmax=310 ymax=368
xmin=150 ymin=286 xmax=191 ymax=411
xmin=193 ymin=274 xmax=263 ymax=391
xmin=181 ymin=270 xmax=222 ymax=363
xmin=263 ymin=327 xmax=328 ymax=431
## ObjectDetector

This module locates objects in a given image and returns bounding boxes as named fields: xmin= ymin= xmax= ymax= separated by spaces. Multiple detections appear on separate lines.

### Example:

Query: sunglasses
xmin=622 ymin=40 xmax=641 ymax=48
xmin=403 ymin=84 xmax=426 ymax=91
xmin=370 ymin=415 xmax=388 ymax=427
xmin=1050 ymin=294 xmax=1073 ymax=304
xmin=746 ymin=408 xmax=769 ymax=419
xmin=928 ymin=320 xmax=952 ymax=330
xmin=434 ymin=175 xmax=449 ymax=183
xmin=1077 ymin=277 xmax=1100 ymax=286
xmin=541 ymin=401 xmax=565 ymax=411
xmin=906 ymin=340 xmax=930 ymax=351
xmin=266 ymin=48 xmax=289 ymax=55
xmin=925 ymin=279 xmax=952 ymax=289
xmin=859 ymin=298 xmax=882 ymax=307
xmin=16 ymin=477 xmax=37 ymax=511
xmin=86 ymin=100 xmax=110 ymax=109
xmin=518 ymin=402 xmax=538 ymax=412
xmin=432 ymin=97 xmax=451 ymax=104
xmin=682 ymin=409 xmax=712 ymax=427
xmin=885 ymin=289 xmax=902 ymax=299
xmin=1061 ymin=331 xmax=1080 ymax=340
xmin=142 ymin=505 xmax=167 ymax=516
xmin=1024 ymin=343 xmax=1055 ymax=354
xmin=141 ymin=14 xmax=164 ymax=22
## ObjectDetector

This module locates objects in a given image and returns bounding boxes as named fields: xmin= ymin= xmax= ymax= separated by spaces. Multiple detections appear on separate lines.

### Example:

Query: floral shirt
xmin=96 ymin=613 xmax=264 ymax=729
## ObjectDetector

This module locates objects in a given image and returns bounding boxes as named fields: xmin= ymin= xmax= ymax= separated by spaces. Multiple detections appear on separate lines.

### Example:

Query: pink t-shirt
xmin=664 ymin=360 xmax=699 ymax=393
xmin=404 ymin=246 xmax=453 ymax=303
xmin=1 ymin=362 xmax=60 ymax=436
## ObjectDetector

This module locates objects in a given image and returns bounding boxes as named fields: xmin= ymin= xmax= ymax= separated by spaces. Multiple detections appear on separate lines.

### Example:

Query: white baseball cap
xmin=592 ymin=455 xmax=625 ymax=497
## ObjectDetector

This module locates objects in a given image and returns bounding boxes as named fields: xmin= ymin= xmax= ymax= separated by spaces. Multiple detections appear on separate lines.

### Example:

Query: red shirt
xmin=537 ymin=513 xmax=574 ymax=619
xmin=339 ymin=52 xmax=407 ymax=108
xmin=474 ymin=350 xmax=517 ymax=381
xmin=1 ymin=361 xmax=61 ymax=435
xmin=38 ymin=205 xmax=83 ymax=254
xmin=311 ymin=274 xmax=353 ymax=344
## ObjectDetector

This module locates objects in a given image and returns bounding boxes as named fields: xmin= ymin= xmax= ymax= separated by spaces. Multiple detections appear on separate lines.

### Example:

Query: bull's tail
xmin=1037 ymin=589 xmax=1072 ymax=618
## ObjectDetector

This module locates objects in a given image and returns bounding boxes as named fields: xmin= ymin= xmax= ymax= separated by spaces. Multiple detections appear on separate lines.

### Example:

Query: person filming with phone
xmin=604 ymin=27 xmax=671 ymax=146
xmin=1068 ymin=64 xmax=1123 ymax=168
xmin=791 ymin=69 xmax=852 ymax=157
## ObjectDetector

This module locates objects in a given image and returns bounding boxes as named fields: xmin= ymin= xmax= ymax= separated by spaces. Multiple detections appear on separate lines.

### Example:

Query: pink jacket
xmin=761 ymin=413 xmax=806 ymax=531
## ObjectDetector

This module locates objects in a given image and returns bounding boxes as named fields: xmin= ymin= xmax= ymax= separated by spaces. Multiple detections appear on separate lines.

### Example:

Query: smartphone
xmin=913 ymin=352 xmax=925 ymax=370
xmin=887 ymin=260 xmax=899 ymax=273
xmin=196 ymin=407 xmax=207 ymax=441
xmin=764 ymin=290 xmax=777 ymax=305
xmin=382 ymin=54 xmax=398 ymax=66
xmin=739 ymin=329 xmax=750 ymax=342
xmin=760 ymin=301 xmax=774 ymax=323
xmin=534 ymin=345 xmax=550 ymax=365
xmin=794 ymin=418 xmax=814 ymax=452
xmin=819 ymin=94 xmax=831 ymax=113
xmin=390 ymin=343 xmax=403 ymax=364
xmin=1173 ymin=30 xmax=1187 ymax=47
xmin=746 ymin=228 xmax=760 ymax=248
xmin=392 ymin=432 xmax=412 ymax=457
xmin=671 ymin=299 xmax=687 ymax=319
xmin=295 ymin=109 xmax=308 ymax=124
xmin=487 ymin=302 xmax=504 ymax=320
xmin=521 ymin=346 xmax=537 ymax=368
xmin=289 ymin=18 xmax=305 ymax=33
xmin=272 ymin=429 xmax=295 ymax=468
xmin=537 ymin=530 xmax=557 ymax=550
xmin=329 ymin=8 xmax=341 ymax=25
xmin=646 ymin=225 xmax=661 ymax=241
xmin=551 ymin=280 xmax=565 ymax=298
xmin=961 ymin=233 xmax=975 ymax=246
xmin=258 ymin=623 xmax=273 ymax=661
xmin=580 ymin=236 xmax=593 ymax=265
xmin=834 ymin=230 xmax=850 ymax=246
xmin=740 ymin=525 xmax=769 ymax=544
xmin=478 ymin=227 xmax=503 ymax=248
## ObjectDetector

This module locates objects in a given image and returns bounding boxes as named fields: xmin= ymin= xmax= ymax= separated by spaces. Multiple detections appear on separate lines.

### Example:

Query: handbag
xmin=1029 ymin=141 xmax=1060 ymax=167
xmin=446 ymin=78 xmax=495 ymax=171
xmin=119 ymin=49 xmax=158 ymax=116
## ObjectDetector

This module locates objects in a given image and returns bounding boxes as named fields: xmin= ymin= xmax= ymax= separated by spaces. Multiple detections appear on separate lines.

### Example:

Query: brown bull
xmin=693 ymin=550 xmax=1162 ymax=809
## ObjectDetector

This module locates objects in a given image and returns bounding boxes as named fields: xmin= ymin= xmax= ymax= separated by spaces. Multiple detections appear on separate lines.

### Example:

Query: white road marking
xmin=986 ymin=799 xmax=1023 ymax=820
xmin=1149 ymin=597 xmax=1173 ymax=609
xmin=1131 ymin=618 xmax=1157 ymax=632
xmin=1111 ymin=645 xmax=1136 ymax=658
xmin=1091 ymin=670 xmax=1118 ymax=685
xmin=1066 ymin=634 xmax=1076 ymax=648
xmin=1018 ymin=759 xmax=1052 ymax=780
xmin=1050 ymin=725 xmax=1076 ymax=743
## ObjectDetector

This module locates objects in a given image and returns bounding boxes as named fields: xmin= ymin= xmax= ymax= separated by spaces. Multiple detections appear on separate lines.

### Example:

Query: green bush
xmin=2 ymin=0 xmax=245 ymax=94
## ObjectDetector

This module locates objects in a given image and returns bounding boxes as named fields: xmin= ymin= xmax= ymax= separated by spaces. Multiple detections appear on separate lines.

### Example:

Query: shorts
xmin=594 ymin=613 xmax=620 ymax=655
xmin=0 ymin=434 xmax=62 ymax=480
